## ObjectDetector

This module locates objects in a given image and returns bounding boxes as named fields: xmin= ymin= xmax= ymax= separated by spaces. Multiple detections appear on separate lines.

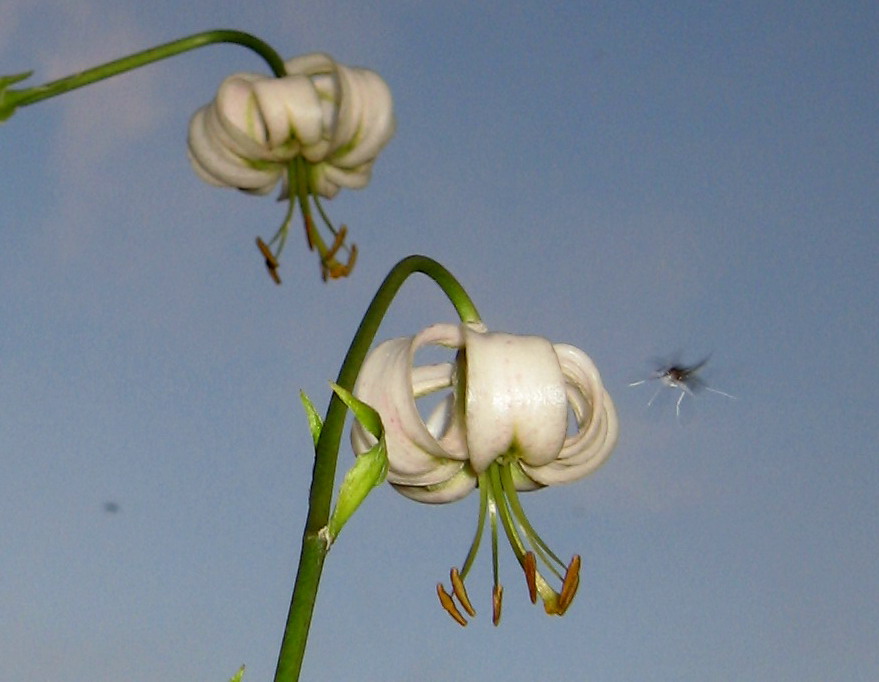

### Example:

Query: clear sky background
xmin=2 ymin=2 xmax=877 ymax=681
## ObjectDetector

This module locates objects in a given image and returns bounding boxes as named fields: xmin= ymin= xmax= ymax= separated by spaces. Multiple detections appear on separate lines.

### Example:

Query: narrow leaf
xmin=299 ymin=390 xmax=323 ymax=447
xmin=330 ymin=382 xmax=382 ymax=438
xmin=326 ymin=439 xmax=388 ymax=542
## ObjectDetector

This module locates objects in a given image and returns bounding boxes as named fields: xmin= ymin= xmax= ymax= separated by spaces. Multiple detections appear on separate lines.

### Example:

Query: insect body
xmin=629 ymin=356 xmax=735 ymax=419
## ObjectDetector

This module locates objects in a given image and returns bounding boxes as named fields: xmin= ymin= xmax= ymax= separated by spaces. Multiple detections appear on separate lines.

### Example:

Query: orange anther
xmin=324 ymin=225 xmax=348 ymax=261
xmin=523 ymin=551 xmax=538 ymax=604
xmin=450 ymin=568 xmax=475 ymax=617
xmin=437 ymin=583 xmax=468 ymax=627
xmin=322 ymin=243 xmax=358 ymax=281
xmin=256 ymin=237 xmax=281 ymax=285
xmin=558 ymin=555 xmax=581 ymax=614
xmin=492 ymin=585 xmax=504 ymax=626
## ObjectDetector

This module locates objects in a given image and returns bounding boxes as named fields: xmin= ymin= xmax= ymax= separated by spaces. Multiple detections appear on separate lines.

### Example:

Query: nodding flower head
xmin=188 ymin=53 xmax=395 ymax=282
xmin=351 ymin=322 xmax=618 ymax=625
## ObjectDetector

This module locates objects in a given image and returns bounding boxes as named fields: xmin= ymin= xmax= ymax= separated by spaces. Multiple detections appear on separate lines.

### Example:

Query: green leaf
xmin=0 ymin=71 xmax=33 ymax=123
xmin=299 ymin=390 xmax=323 ymax=447
xmin=226 ymin=665 xmax=245 ymax=682
xmin=330 ymin=382 xmax=382 ymax=439
xmin=326 ymin=438 xmax=388 ymax=542
xmin=0 ymin=71 xmax=32 ymax=89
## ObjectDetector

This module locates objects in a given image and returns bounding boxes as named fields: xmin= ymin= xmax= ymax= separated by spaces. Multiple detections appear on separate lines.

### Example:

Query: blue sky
xmin=2 ymin=1 xmax=877 ymax=680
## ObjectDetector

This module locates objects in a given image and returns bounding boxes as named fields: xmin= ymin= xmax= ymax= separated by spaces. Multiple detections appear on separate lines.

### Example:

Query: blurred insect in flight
xmin=629 ymin=355 xmax=735 ymax=419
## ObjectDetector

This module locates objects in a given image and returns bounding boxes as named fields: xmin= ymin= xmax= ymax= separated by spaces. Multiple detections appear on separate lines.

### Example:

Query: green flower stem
xmin=274 ymin=256 xmax=480 ymax=682
xmin=2 ymin=30 xmax=285 ymax=116
xmin=488 ymin=463 xmax=528 ymax=562
xmin=459 ymin=479 xmax=489 ymax=579
xmin=499 ymin=464 xmax=564 ymax=578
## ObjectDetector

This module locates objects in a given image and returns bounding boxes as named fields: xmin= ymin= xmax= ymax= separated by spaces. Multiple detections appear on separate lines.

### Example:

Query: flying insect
xmin=629 ymin=355 xmax=735 ymax=419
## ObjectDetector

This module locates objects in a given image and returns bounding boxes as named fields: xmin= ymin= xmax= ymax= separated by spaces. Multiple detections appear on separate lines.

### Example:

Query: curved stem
xmin=3 ymin=29 xmax=285 ymax=114
xmin=273 ymin=256 xmax=480 ymax=682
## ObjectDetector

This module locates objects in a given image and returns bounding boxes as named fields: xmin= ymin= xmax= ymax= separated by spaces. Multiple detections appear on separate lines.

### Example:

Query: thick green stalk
xmin=273 ymin=255 xmax=480 ymax=682
xmin=1 ymin=29 xmax=285 ymax=118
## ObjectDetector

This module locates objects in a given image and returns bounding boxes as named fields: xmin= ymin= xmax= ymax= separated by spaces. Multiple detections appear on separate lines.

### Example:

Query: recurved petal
xmin=283 ymin=52 xmax=338 ymax=79
xmin=318 ymin=162 xmax=372 ymax=192
xmin=187 ymin=106 xmax=282 ymax=193
xmin=351 ymin=325 xmax=469 ymax=487
xmin=518 ymin=344 xmax=618 ymax=486
xmin=327 ymin=64 xmax=360 ymax=156
xmin=305 ymin=169 xmax=342 ymax=199
xmin=329 ymin=67 xmax=395 ymax=168
xmin=251 ymin=75 xmax=323 ymax=148
xmin=213 ymin=74 xmax=275 ymax=158
xmin=390 ymin=465 xmax=477 ymax=504
xmin=385 ymin=367 xmax=466 ymax=487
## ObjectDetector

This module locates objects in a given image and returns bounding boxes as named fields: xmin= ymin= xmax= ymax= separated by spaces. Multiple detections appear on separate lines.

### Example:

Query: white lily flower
xmin=187 ymin=53 xmax=395 ymax=282
xmin=351 ymin=322 xmax=618 ymax=625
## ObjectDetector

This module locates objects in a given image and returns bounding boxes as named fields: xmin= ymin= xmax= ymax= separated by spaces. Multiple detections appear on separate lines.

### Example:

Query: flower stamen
xmin=303 ymin=213 xmax=316 ymax=251
xmin=492 ymin=584 xmax=504 ymax=626
xmin=523 ymin=551 xmax=538 ymax=604
xmin=436 ymin=583 xmax=468 ymax=627
xmin=435 ymin=484 xmax=490 ymax=626
xmin=450 ymin=567 xmax=475 ymax=617
xmin=256 ymin=185 xmax=297 ymax=284
xmin=558 ymin=555 xmax=581 ymax=613
xmin=320 ymin=231 xmax=358 ymax=282
xmin=255 ymin=237 xmax=281 ymax=284
xmin=254 ymin=158 xmax=360 ymax=283
xmin=500 ymin=465 xmax=565 ymax=579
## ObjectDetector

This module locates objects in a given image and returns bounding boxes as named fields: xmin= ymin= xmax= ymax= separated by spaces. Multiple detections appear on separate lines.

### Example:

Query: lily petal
xmin=518 ymin=344 xmax=618 ymax=486
xmin=463 ymin=329 xmax=567 ymax=474
xmin=351 ymin=324 xmax=472 ymax=487
xmin=187 ymin=53 xmax=394 ymax=196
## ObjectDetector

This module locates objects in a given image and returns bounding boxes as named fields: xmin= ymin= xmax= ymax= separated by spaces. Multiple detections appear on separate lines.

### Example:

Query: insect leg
xmin=705 ymin=386 xmax=737 ymax=400
xmin=675 ymin=390 xmax=686 ymax=419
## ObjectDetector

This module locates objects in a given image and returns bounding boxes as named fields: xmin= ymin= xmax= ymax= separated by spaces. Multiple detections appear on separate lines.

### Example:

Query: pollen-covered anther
xmin=436 ymin=583 xmax=468 ymax=627
xmin=324 ymin=225 xmax=348 ymax=261
xmin=320 ymin=226 xmax=358 ymax=281
xmin=557 ymin=555 xmax=582 ymax=614
xmin=492 ymin=585 xmax=504 ymax=626
xmin=255 ymin=237 xmax=281 ymax=285
xmin=523 ymin=551 xmax=538 ymax=604
xmin=450 ymin=567 xmax=475 ymax=617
